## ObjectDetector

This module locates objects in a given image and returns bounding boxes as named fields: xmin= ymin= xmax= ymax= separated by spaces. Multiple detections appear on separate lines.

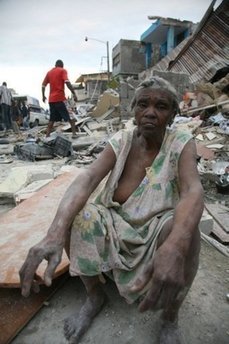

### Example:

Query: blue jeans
xmin=23 ymin=116 xmax=29 ymax=129
xmin=1 ymin=103 xmax=12 ymax=130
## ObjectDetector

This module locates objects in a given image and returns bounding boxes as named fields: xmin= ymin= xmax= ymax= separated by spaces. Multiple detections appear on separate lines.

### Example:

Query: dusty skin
xmin=64 ymin=286 xmax=106 ymax=343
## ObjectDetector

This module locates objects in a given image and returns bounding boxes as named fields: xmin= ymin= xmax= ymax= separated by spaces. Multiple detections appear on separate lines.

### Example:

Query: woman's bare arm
xmin=47 ymin=143 xmax=116 ymax=242
xmin=164 ymin=139 xmax=204 ymax=255
xmin=19 ymin=143 xmax=116 ymax=296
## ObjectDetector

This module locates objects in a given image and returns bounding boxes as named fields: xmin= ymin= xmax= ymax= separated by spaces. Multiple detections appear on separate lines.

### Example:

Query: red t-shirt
xmin=42 ymin=67 xmax=69 ymax=102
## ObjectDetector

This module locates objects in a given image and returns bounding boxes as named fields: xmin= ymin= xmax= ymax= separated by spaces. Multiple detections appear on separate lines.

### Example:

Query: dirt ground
xmin=9 ymin=240 xmax=228 ymax=344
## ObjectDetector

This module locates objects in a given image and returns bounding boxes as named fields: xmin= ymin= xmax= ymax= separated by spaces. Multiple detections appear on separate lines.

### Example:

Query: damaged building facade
xmin=140 ymin=0 xmax=229 ymax=84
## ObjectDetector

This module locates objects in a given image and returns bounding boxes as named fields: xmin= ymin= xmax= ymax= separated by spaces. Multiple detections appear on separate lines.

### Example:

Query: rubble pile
xmin=180 ymin=70 xmax=229 ymax=119
xmin=178 ymin=71 xmax=229 ymax=205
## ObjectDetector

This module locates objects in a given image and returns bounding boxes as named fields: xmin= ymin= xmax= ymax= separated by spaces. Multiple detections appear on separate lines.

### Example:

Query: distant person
xmin=0 ymin=81 xmax=12 ymax=131
xmin=180 ymin=87 xmax=197 ymax=112
xmin=42 ymin=59 xmax=78 ymax=138
xmin=10 ymin=99 xmax=21 ymax=136
xmin=20 ymin=101 xmax=30 ymax=130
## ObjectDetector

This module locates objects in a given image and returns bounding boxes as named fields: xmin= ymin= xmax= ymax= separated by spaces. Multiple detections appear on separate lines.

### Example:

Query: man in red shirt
xmin=42 ymin=59 xmax=78 ymax=138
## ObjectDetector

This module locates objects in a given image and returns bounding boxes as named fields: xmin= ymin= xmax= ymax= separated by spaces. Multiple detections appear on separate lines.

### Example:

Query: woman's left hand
xmin=130 ymin=242 xmax=186 ymax=312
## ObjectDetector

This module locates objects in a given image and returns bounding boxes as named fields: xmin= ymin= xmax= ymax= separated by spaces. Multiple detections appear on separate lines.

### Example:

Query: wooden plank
xmin=181 ymin=99 xmax=229 ymax=116
xmin=0 ymin=273 xmax=69 ymax=344
xmin=205 ymin=203 xmax=229 ymax=233
xmin=0 ymin=168 xmax=83 ymax=287
xmin=211 ymin=221 xmax=229 ymax=244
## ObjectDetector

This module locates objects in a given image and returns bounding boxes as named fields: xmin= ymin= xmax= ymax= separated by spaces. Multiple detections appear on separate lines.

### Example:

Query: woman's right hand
xmin=19 ymin=235 xmax=64 ymax=297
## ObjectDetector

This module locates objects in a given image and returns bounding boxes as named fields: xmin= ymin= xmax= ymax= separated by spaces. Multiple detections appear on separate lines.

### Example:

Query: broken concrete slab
xmin=196 ymin=134 xmax=204 ymax=141
xmin=0 ymin=155 xmax=13 ymax=164
xmin=199 ymin=210 xmax=214 ymax=236
xmin=96 ymin=107 xmax=118 ymax=123
xmin=61 ymin=117 xmax=91 ymax=133
xmin=196 ymin=143 xmax=215 ymax=160
xmin=0 ymin=165 xmax=54 ymax=204
xmin=86 ymin=121 xmax=107 ymax=131
xmin=92 ymin=89 xmax=120 ymax=118
xmin=72 ymin=133 xmax=108 ymax=150
xmin=0 ymin=167 xmax=83 ymax=287
xmin=205 ymin=132 xmax=217 ymax=141
xmin=174 ymin=118 xmax=203 ymax=134
xmin=206 ymin=143 xmax=224 ymax=150
xmin=0 ymin=144 xmax=15 ymax=155
xmin=14 ymin=178 xmax=53 ymax=205
xmin=82 ymin=124 xmax=93 ymax=136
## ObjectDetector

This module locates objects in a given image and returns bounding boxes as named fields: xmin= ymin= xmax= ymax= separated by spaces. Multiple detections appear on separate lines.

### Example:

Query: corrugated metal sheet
xmin=149 ymin=36 xmax=191 ymax=73
xmin=149 ymin=0 xmax=229 ymax=84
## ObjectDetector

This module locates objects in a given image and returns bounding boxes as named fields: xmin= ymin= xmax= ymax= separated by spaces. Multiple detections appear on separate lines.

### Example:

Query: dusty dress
xmin=69 ymin=127 xmax=192 ymax=303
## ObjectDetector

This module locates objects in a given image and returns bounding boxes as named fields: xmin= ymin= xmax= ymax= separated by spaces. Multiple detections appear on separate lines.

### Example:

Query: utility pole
xmin=85 ymin=37 xmax=110 ymax=82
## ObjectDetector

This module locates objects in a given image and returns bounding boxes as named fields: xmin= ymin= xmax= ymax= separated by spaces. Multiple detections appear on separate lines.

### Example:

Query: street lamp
xmin=85 ymin=36 xmax=110 ymax=82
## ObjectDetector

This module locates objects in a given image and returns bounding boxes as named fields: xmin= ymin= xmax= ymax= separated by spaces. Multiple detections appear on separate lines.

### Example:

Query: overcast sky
xmin=0 ymin=0 xmax=218 ymax=105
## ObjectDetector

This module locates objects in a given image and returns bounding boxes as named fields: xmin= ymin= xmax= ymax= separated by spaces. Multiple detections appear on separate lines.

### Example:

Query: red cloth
xmin=42 ymin=67 xmax=69 ymax=102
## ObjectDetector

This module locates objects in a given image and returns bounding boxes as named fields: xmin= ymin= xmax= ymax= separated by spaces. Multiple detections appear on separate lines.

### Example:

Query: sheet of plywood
xmin=0 ymin=167 xmax=83 ymax=287
xmin=0 ymin=273 xmax=69 ymax=344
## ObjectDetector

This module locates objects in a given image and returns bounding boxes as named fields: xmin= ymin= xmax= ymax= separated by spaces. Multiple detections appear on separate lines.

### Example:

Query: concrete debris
xmin=196 ymin=144 xmax=215 ymax=161
xmin=201 ymin=232 xmax=229 ymax=257
xmin=0 ymin=155 xmax=13 ymax=164
xmin=91 ymin=89 xmax=120 ymax=118
xmin=199 ymin=210 xmax=214 ymax=236
xmin=0 ymin=143 xmax=15 ymax=155
xmin=219 ymin=119 xmax=229 ymax=135
xmin=208 ymin=112 xmax=227 ymax=125
xmin=0 ymin=165 xmax=54 ymax=204
xmin=14 ymin=178 xmax=54 ymax=204
xmin=87 ymin=140 xmax=108 ymax=154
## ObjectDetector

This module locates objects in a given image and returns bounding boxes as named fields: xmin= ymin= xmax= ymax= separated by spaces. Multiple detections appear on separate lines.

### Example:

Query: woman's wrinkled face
xmin=134 ymin=88 xmax=175 ymax=137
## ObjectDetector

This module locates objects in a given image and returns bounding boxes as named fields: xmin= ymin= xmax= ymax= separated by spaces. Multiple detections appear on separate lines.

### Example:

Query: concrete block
xmin=199 ymin=211 xmax=214 ymax=235
xmin=92 ymin=90 xmax=119 ymax=117
xmin=0 ymin=165 xmax=54 ymax=203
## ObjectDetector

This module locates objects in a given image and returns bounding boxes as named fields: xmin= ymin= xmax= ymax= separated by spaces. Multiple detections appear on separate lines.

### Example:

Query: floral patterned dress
xmin=69 ymin=127 xmax=192 ymax=303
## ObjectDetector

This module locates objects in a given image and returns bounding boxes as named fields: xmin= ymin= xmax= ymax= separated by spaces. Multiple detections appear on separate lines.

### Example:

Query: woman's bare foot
xmin=159 ymin=320 xmax=184 ymax=344
xmin=64 ymin=288 xmax=106 ymax=344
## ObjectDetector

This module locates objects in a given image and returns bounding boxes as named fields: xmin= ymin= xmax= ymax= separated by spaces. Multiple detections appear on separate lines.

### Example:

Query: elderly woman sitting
xmin=20 ymin=77 xmax=204 ymax=344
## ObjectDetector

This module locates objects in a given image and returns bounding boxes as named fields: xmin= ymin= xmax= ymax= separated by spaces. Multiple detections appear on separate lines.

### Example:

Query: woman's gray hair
xmin=130 ymin=76 xmax=179 ymax=113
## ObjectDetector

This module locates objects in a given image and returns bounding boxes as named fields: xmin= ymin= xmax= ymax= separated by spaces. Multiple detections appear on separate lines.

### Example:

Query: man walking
xmin=0 ymin=82 xmax=12 ymax=131
xmin=42 ymin=59 xmax=78 ymax=138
